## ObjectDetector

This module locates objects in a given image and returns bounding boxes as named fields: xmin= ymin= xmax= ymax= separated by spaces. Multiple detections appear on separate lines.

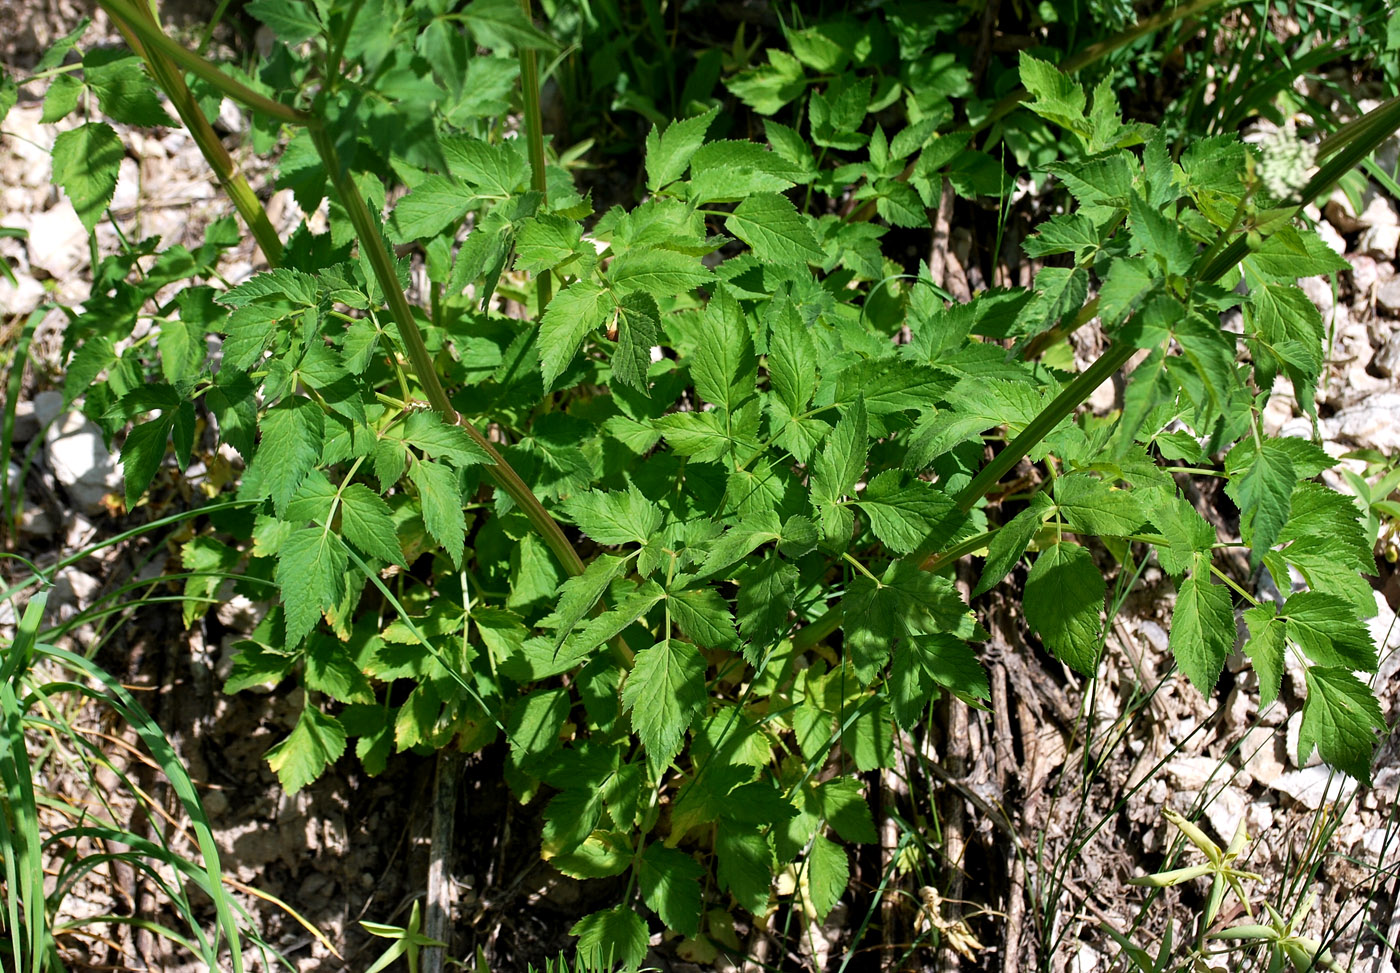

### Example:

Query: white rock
xmin=1270 ymin=765 xmax=1358 ymax=810
xmin=1070 ymin=943 xmax=1103 ymax=973
xmin=1166 ymin=756 xmax=1221 ymax=790
xmin=1201 ymin=786 xmax=1247 ymax=849
xmin=1324 ymin=187 xmax=1367 ymax=233
xmin=1240 ymin=725 xmax=1286 ymax=787
xmin=1352 ymin=254 xmax=1381 ymax=298
xmin=1374 ymin=332 xmax=1400 ymax=379
xmin=25 ymin=205 xmax=89 ymax=279
xmin=1286 ymin=711 xmax=1323 ymax=768
xmin=45 ymin=409 xmax=122 ymax=514
xmin=1357 ymin=195 xmax=1400 ymax=259
xmin=0 ymin=271 xmax=45 ymax=315
xmin=110 ymin=157 xmax=141 ymax=213
xmin=1330 ymin=393 xmax=1400 ymax=453
xmin=1315 ymin=217 xmax=1347 ymax=257
xmin=1377 ymin=277 xmax=1400 ymax=315
xmin=51 ymin=568 xmax=101 ymax=614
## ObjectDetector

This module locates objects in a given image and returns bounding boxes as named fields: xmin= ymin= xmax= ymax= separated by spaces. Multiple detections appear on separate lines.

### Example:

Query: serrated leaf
xmin=767 ymin=299 xmax=817 ymax=413
xmin=548 ymin=553 xmax=628 ymax=650
xmin=1280 ymin=592 xmax=1376 ymax=671
xmin=668 ymin=586 xmax=739 ymax=650
xmin=538 ymin=279 xmax=612 ymax=389
xmin=338 ymin=483 xmax=406 ymax=565
xmin=1023 ymin=212 xmax=1100 ymax=258
xmin=1055 ymin=473 xmax=1148 ymax=536
xmin=611 ymin=291 xmax=660 ymax=395
xmin=387 ymin=175 xmax=475 ymax=242
xmin=249 ymin=397 xmax=323 ymax=518
xmin=608 ymin=246 xmax=713 ymax=297
xmin=1019 ymin=52 xmax=1087 ymax=134
xmin=460 ymin=0 xmax=557 ymax=51
xmin=398 ymin=410 xmax=492 ymax=467
xmin=1243 ymin=605 xmax=1286 ymax=705
xmin=1297 ymin=666 xmax=1383 ymax=783
xmin=223 ymin=640 xmax=295 ymax=694
xmin=1024 ymin=541 xmax=1104 ymax=674
xmin=541 ymin=787 xmax=605 ymax=858
xmin=736 ymin=556 xmax=797 ymax=665
xmin=1169 ymin=555 xmax=1234 ymax=693
xmin=265 ymin=705 xmax=346 ymax=794
xmin=716 ymin=824 xmax=774 ymax=915
xmin=856 ymin=470 xmax=965 ymax=556
xmin=1225 ymin=439 xmax=1295 ymax=564
xmin=52 ymin=122 xmax=124 ymax=233
xmin=246 ymin=0 xmax=322 ymax=43
xmin=305 ymin=633 xmax=374 ymax=704
xmin=811 ymin=397 xmax=867 ymax=506
xmin=638 ymin=845 xmax=705 ymax=938
xmin=915 ymin=632 xmax=990 ymax=705
xmin=804 ymin=833 xmax=848 ymax=922
xmin=563 ymin=484 xmax=661 ymax=546
xmin=409 ymin=458 xmax=466 ymax=568
xmin=816 ymin=777 xmax=876 ymax=843
xmin=622 ymin=639 xmax=707 ymax=761
xmin=277 ymin=527 xmax=349 ymax=646
xmin=1149 ymin=494 xmax=1216 ymax=576
xmin=41 ymin=73 xmax=82 ymax=123
xmin=646 ymin=107 xmax=718 ymax=191
xmin=692 ymin=290 xmax=757 ymax=415
xmin=83 ymin=50 xmax=176 ymax=127
xmin=974 ymin=494 xmax=1050 ymax=596
xmin=724 ymin=192 xmax=824 ymax=264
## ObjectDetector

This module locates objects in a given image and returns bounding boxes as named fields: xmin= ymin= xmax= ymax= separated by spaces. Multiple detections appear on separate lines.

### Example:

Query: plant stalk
xmin=306 ymin=122 xmax=585 ymax=577
xmin=98 ymin=0 xmax=309 ymax=125
xmin=517 ymin=0 xmax=552 ymax=311
xmin=102 ymin=0 xmax=283 ymax=263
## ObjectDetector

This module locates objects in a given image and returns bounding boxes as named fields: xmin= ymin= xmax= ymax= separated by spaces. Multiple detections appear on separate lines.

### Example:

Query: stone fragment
xmin=9 ymin=400 xmax=39 ymax=443
xmin=1378 ymin=277 xmax=1400 ymax=315
xmin=1269 ymin=765 xmax=1358 ymax=810
xmin=1357 ymin=195 xmax=1400 ymax=259
xmin=24 ymin=205 xmax=88 ymax=279
xmin=1240 ymin=725 xmax=1286 ymax=787
xmin=45 ymin=408 xmax=122 ymax=514
xmin=1329 ymin=393 xmax=1400 ymax=453
xmin=0 ymin=271 xmax=45 ymax=316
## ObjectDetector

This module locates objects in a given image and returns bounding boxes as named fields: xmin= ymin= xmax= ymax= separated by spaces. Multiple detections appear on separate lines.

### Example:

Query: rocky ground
xmin=1 ymin=6 xmax=1399 ymax=971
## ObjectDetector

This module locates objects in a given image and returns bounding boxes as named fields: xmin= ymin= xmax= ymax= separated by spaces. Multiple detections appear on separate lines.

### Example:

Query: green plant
xmin=6 ymin=0 xmax=1399 ymax=968
xmin=0 ymin=577 xmax=284 ymax=971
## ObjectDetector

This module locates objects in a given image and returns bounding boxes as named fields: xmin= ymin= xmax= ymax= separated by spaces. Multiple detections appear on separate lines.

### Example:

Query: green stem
xmin=102 ymin=3 xmax=284 ymax=264
xmin=955 ymin=341 xmax=1138 ymax=512
xmin=97 ymin=0 xmax=310 ymax=125
xmin=517 ymin=0 xmax=552 ymax=312
xmin=305 ymin=122 xmax=585 ymax=579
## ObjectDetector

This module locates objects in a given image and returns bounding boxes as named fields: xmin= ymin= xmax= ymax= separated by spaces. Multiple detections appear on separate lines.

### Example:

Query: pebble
xmin=1378 ymin=276 xmax=1400 ymax=314
xmin=1269 ymin=765 xmax=1358 ymax=810
xmin=1358 ymin=195 xmax=1400 ymax=259
xmin=9 ymin=400 xmax=39 ymax=443
xmin=24 ymin=205 xmax=88 ymax=279
xmin=1328 ymin=392 xmax=1400 ymax=453
xmin=45 ymin=407 xmax=123 ymax=514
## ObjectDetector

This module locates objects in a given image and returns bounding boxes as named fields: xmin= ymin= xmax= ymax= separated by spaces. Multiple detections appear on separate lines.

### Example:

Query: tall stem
xmin=96 ymin=1 xmax=586 ymax=579
xmin=517 ymin=0 xmax=552 ymax=311
xmin=103 ymin=1 xmax=283 ymax=264
xmin=307 ymin=123 xmax=585 ymax=578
